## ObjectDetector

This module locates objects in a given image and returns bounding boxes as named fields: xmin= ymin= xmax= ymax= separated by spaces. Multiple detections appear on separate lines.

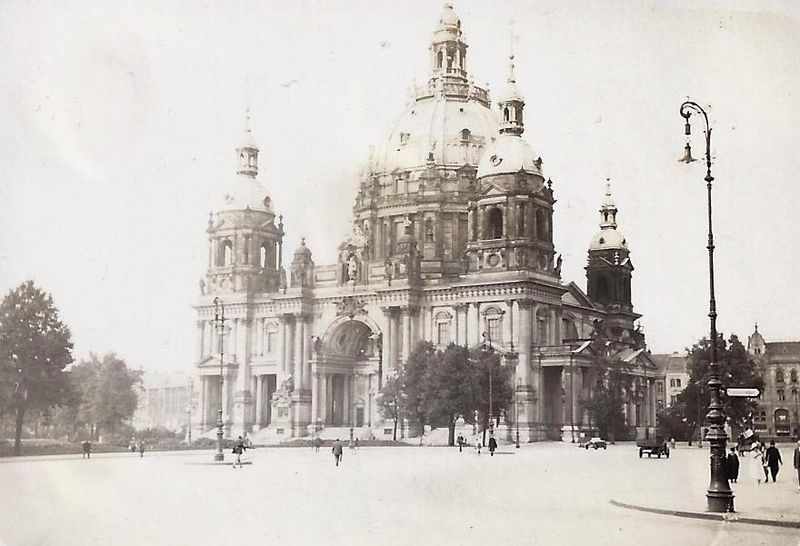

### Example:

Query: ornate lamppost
xmin=679 ymin=99 xmax=733 ymax=513
xmin=481 ymin=332 xmax=494 ymax=443
xmin=213 ymin=296 xmax=227 ymax=462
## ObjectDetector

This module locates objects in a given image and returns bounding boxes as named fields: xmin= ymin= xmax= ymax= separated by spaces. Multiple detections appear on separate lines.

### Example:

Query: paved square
xmin=0 ymin=443 xmax=797 ymax=545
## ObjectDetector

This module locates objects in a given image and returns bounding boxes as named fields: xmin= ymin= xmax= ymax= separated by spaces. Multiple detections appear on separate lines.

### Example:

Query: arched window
xmin=483 ymin=307 xmax=503 ymax=343
xmin=776 ymin=369 xmax=784 ymax=383
xmin=461 ymin=128 xmax=471 ymax=142
xmin=486 ymin=208 xmax=503 ymax=239
xmin=537 ymin=314 xmax=548 ymax=345
xmin=437 ymin=50 xmax=443 ymax=68
xmin=221 ymin=240 xmax=233 ymax=266
xmin=435 ymin=311 xmax=452 ymax=346
xmin=791 ymin=369 xmax=797 ymax=383
xmin=503 ymin=107 xmax=510 ymax=122
xmin=243 ymin=236 xmax=251 ymax=265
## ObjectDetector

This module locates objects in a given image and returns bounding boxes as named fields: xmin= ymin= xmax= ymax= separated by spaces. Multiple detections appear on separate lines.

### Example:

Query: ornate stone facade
xmin=193 ymin=4 xmax=659 ymax=443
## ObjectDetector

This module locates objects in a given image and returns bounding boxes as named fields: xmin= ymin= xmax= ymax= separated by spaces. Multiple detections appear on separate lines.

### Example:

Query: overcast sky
xmin=1 ymin=0 xmax=799 ymax=373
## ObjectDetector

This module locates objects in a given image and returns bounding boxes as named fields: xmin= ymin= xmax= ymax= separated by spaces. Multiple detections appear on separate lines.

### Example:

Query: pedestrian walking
xmin=750 ymin=444 xmax=763 ymax=484
xmin=354 ymin=438 xmax=359 ymax=451
xmin=81 ymin=440 xmax=92 ymax=459
xmin=474 ymin=438 xmax=481 ymax=455
xmin=332 ymin=438 xmax=343 ymax=466
xmin=457 ymin=434 xmax=464 ymax=452
xmin=313 ymin=436 xmax=321 ymax=452
xmin=232 ymin=435 xmax=247 ymax=469
xmin=764 ymin=440 xmax=782 ymax=482
xmin=793 ymin=440 xmax=800 ymax=491
xmin=129 ymin=438 xmax=137 ymax=453
xmin=488 ymin=435 xmax=497 ymax=457
xmin=725 ymin=447 xmax=739 ymax=483
xmin=138 ymin=441 xmax=145 ymax=458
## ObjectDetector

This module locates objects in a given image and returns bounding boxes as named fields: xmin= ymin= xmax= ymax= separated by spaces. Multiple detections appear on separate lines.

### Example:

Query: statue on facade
xmin=555 ymin=254 xmax=563 ymax=276
xmin=346 ymin=254 xmax=359 ymax=282
xmin=281 ymin=374 xmax=294 ymax=393
xmin=384 ymin=258 xmax=393 ymax=284
xmin=199 ymin=278 xmax=206 ymax=295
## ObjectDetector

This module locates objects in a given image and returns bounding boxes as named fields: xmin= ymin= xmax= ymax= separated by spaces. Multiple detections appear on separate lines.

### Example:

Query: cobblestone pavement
xmin=0 ymin=442 xmax=798 ymax=546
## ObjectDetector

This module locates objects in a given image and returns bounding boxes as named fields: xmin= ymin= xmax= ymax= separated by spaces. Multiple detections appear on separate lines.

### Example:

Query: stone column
xmin=303 ymin=326 xmax=313 ymax=390
xmin=467 ymin=205 xmax=475 ymax=242
xmin=382 ymin=308 xmax=395 ymax=384
xmin=453 ymin=304 xmax=462 ymax=345
xmin=294 ymin=315 xmax=304 ymax=389
xmin=196 ymin=321 xmax=204 ymax=360
xmin=199 ymin=376 xmax=207 ymax=429
xmin=402 ymin=308 xmax=412 ymax=362
xmin=311 ymin=367 xmax=319 ymax=423
xmin=277 ymin=318 xmax=287 ymax=385
xmin=286 ymin=316 xmax=295 ymax=385
xmin=255 ymin=375 xmax=263 ymax=427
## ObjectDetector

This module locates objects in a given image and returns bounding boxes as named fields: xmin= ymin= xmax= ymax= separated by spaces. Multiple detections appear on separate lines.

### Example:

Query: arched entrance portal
xmin=314 ymin=317 xmax=381 ymax=428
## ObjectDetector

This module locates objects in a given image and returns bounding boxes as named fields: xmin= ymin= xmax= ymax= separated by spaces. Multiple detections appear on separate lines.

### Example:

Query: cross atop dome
xmin=497 ymin=19 xmax=525 ymax=136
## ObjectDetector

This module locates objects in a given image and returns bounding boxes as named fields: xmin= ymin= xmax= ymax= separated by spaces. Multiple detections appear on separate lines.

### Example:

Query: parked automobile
xmin=579 ymin=437 xmax=608 ymax=450
xmin=636 ymin=426 xmax=669 ymax=458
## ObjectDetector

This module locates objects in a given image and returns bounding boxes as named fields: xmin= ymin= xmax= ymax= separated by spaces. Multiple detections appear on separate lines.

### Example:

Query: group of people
xmin=129 ymin=439 xmax=147 ymax=457
xmin=724 ymin=439 xmax=798 ymax=486
xmin=455 ymin=434 xmax=498 ymax=456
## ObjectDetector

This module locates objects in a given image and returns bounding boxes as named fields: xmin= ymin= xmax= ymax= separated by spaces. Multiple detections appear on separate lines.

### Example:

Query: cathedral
xmin=192 ymin=4 xmax=659 ymax=443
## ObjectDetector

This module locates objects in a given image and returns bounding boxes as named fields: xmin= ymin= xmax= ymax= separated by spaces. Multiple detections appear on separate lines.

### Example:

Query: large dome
xmin=589 ymin=228 xmax=627 ymax=251
xmin=373 ymin=94 xmax=498 ymax=174
xmin=477 ymin=133 xmax=542 ymax=178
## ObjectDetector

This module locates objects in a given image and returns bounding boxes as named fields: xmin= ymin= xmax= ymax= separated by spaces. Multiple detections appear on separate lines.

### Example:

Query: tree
xmin=428 ymin=344 xmax=477 ymax=446
xmin=583 ymin=355 xmax=632 ymax=442
xmin=376 ymin=372 xmax=405 ymax=441
xmin=403 ymin=341 xmax=436 ymax=439
xmin=676 ymin=334 xmax=762 ymax=443
xmin=0 ymin=281 xmax=73 ymax=454
xmin=70 ymin=353 xmax=142 ymax=440
xmin=473 ymin=347 xmax=513 ymax=444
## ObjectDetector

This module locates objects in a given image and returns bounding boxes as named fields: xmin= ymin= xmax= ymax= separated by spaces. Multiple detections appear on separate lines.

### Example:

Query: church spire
xmin=599 ymin=179 xmax=618 ymax=229
xmin=497 ymin=20 xmax=524 ymax=136
xmin=236 ymin=108 xmax=259 ymax=178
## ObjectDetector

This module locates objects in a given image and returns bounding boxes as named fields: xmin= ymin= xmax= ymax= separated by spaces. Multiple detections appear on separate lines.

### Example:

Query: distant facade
xmin=192 ymin=4 xmax=659 ymax=443
xmin=652 ymin=353 xmax=689 ymax=409
xmin=133 ymin=372 xmax=193 ymax=433
xmin=747 ymin=326 xmax=800 ymax=439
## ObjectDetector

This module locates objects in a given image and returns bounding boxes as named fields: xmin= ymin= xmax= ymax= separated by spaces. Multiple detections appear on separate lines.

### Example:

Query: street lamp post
xmin=481 ymin=332 xmax=493 ymax=444
xmin=679 ymin=100 xmax=733 ymax=513
xmin=213 ymin=297 xmax=226 ymax=462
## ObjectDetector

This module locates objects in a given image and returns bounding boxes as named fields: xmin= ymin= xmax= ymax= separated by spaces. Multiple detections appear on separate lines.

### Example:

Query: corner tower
xmin=204 ymin=111 xmax=284 ymax=295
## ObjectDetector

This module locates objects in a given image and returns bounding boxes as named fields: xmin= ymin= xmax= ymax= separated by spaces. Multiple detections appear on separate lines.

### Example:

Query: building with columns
xmin=193 ymin=4 xmax=659 ymax=443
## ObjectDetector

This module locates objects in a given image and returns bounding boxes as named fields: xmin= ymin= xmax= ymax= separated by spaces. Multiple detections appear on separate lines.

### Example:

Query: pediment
xmin=562 ymin=281 xmax=596 ymax=310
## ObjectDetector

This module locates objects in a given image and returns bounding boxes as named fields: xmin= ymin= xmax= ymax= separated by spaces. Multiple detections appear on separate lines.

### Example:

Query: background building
xmin=133 ymin=371 xmax=193 ymax=433
xmin=652 ymin=352 xmax=689 ymax=409
xmin=193 ymin=4 xmax=659 ymax=443
xmin=747 ymin=325 xmax=800 ymax=439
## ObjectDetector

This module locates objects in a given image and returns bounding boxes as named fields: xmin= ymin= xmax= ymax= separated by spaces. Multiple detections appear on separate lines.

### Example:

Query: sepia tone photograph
xmin=1 ymin=1 xmax=799 ymax=544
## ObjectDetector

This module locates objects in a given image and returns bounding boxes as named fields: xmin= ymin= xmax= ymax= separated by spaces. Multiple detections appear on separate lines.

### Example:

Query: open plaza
xmin=1 ymin=442 xmax=797 ymax=546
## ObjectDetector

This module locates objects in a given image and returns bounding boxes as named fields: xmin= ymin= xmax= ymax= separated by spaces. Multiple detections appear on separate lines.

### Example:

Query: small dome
xmin=219 ymin=175 xmax=273 ymax=213
xmin=589 ymin=229 xmax=628 ymax=251
xmin=477 ymin=134 xmax=542 ymax=178
xmin=438 ymin=4 xmax=460 ymax=28
xmin=294 ymin=238 xmax=312 ymax=257
xmin=497 ymin=79 xmax=524 ymax=104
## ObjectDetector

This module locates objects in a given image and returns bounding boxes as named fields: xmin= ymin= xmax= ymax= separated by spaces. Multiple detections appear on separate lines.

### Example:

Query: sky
xmin=1 ymin=0 xmax=799 ymax=373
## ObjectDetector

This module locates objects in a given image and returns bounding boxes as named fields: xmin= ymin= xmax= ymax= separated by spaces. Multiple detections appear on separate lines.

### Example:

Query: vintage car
xmin=636 ymin=426 xmax=670 ymax=458
xmin=579 ymin=437 xmax=608 ymax=450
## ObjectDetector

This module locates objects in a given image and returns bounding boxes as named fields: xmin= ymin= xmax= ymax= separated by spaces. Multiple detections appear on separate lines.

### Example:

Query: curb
xmin=609 ymin=499 xmax=800 ymax=529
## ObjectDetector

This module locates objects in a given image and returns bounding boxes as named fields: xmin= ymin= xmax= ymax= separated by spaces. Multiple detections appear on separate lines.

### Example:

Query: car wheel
xmin=603 ymin=445 xmax=607 ymax=450
xmin=639 ymin=448 xmax=643 ymax=458
xmin=593 ymin=445 xmax=598 ymax=450
xmin=657 ymin=453 xmax=661 ymax=458
xmin=585 ymin=445 xmax=589 ymax=450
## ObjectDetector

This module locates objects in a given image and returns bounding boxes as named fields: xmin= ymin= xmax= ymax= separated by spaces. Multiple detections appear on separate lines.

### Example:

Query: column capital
xmin=517 ymin=299 xmax=535 ymax=309
xmin=453 ymin=303 xmax=468 ymax=312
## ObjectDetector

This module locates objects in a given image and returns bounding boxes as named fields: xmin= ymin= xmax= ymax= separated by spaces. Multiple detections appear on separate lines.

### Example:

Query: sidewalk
xmin=610 ymin=445 xmax=800 ymax=528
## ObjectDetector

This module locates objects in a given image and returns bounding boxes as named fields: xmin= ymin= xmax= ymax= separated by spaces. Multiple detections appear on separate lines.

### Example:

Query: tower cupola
xmin=237 ymin=109 xmax=259 ymax=178
xmin=498 ymin=47 xmax=525 ymax=136
xmin=430 ymin=4 xmax=469 ymax=83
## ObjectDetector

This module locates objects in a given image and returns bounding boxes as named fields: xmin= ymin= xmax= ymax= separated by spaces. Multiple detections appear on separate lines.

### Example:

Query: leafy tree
xmin=403 ymin=341 xmax=436 ymax=437
xmin=428 ymin=344 xmax=477 ymax=446
xmin=675 ymin=334 xmax=762 ymax=444
xmin=473 ymin=347 xmax=513 ymax=444
xmin=0 ymin=281 xmax=73 ymax=454
xmin=583 ymin=355 xmax=632 ymax=442
xmin=376 ymin=372 xmax=405 ymax=441
xmin=70 ymin=353 xmax=142 ymax=440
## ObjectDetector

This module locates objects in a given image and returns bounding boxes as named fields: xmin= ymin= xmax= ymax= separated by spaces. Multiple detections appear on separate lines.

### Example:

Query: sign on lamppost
xmin=726 ymin=388 xmax=760 ymax=398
